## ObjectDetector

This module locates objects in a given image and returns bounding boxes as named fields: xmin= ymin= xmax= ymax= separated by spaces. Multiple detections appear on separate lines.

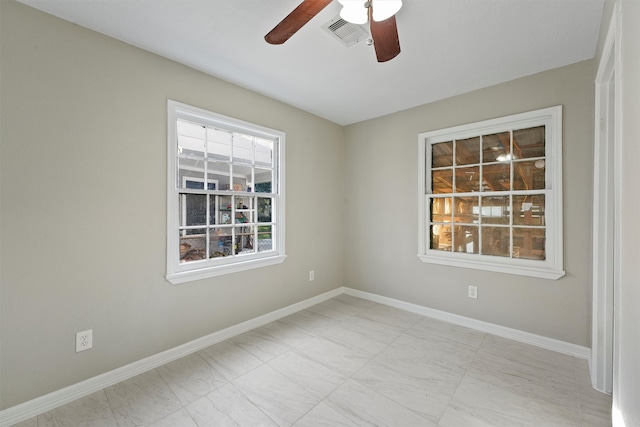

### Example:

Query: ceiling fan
xmin=265 ymin=0 xmax=402 ymax=62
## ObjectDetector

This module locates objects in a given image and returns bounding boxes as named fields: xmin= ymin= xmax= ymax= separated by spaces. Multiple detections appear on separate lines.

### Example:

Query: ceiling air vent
xmin=322 ymin=16 xmax=370 ymax=47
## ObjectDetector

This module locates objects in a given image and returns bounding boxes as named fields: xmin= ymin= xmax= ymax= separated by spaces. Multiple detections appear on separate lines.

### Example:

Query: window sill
xmin=167 ymin=254 xmax=287 ymax=285
xmin=417 ymin=254 xmax=565 ymax=280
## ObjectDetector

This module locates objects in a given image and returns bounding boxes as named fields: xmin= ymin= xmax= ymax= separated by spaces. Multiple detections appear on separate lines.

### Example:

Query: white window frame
xmin=166 ymin=100 xmax=286 ymax=284
xmin=417 ymin=106 xmax=564 ymax=280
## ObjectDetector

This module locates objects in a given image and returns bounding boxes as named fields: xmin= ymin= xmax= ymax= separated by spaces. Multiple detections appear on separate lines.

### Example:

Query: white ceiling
xmin=16 ymin=0 xmax=604 ymax=125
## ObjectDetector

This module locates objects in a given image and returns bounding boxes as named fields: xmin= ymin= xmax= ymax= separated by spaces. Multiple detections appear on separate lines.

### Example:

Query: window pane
xmin=258 ymin=225 xmax=273 ymax=252
xmin=235 ymin=226 xmax=255 ymax=255
xmin=514 ymin=126 xmax=545 ymax=159
xmin=481 ymin=226 xmax=510 ymax=257
xmin=208 ymin=160 xmax=231 ymax=190
xmin=453 ymin=225 xmax=478 ymax=254
xmin=430 ymin=224 xmax=451 ymax=251
xmin=233 ymin=133 xmax=253 ymax=163
xmin=217 ymin=195 xmax=232 ymax=224
xmin=513 ymin=160 xmax=546 ymax=190
xmin=482 ymin=132 xmax=510 ymax=163
xmin=480 ymin=196 xmax=510 ymax=225
xmin=456 ymin=137 xmax=480 ymax=165
xmin=258 ymin=197 xmax=272 ymax=223
xmin=235 ymin=196 xmax=253 ymax=225
xmin=454 ymin=196 xmax=479 ymax=224
xmin=255 ymin=167 xmax=273 ymax=193
xmin=432 ymin=141 xmax=453 ymax=168
xmin=180 ymin=194 xmax=207 ymax=227
xmin=513 ymin=194 xmax=545 ymax=226
xmin=210 ymin=227 xmax=232 ymax=257
xmin=209 ymin=195 xmax=216 ymax=225
xmin=455 ymin=166 xmax=480 ymax=193
xmin=180 ymin=229 xmax=206 ymax=262
xmin=432 ymin=169 xmax=453 ymax=194
xmin=178 ymin=122 xmax=205 ymax=189
xmin=207 ymin=128 xmax=231 ymax=160
xmin=178 ymin=120 xmax=206 ymax=154
xmin=482 ymin=163 xmax=510 ymax=191
xmin=430 ymin=197 xmax=451 ymax=223
xmin=233 ymin=164 xmax=252 ymax=192
xmin=255 ymin=138 xmax=274 ymax=166
xmin=513 ymin=228 xmax=545 ymax=260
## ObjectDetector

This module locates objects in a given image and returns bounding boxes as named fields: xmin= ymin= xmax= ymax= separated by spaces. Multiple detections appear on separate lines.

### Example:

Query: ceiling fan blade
xmin=369 ymin=10 xmax=401 ymax=62
xmin=265 ymin=0 xmax=333 ymax=45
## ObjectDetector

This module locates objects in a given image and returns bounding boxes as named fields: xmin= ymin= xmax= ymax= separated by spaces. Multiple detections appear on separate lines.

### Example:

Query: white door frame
xmin=591 ymin=3 xmax=621 ymax=395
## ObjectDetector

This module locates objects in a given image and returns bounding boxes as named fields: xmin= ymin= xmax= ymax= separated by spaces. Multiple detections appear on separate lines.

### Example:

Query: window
xmin=418 ymin=106 xmax=564 ymax=279
xmin=166 ymin=100 xmax=285 ymax=284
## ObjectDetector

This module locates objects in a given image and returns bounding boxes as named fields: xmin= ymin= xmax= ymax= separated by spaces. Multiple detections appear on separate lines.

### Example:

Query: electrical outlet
xmin=76 ymin=329 xmax=93 ymax=352
xmin=309 ymin=270 xmax=315 ymax=281
xmin=468 ymin=285 xmax=478 ymax=299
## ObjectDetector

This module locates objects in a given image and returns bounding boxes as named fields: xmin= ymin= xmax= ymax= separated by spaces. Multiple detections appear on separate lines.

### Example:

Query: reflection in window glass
xmin=482 ymin=163 xmax=510 ymax=191
xmin=453 ymin=197 xmax=479 ymax=224
xmin=455 ymin=166 xmax=480 ymax=193
xmin=482 ymin=132 xmax=511 ymax=163
xmin=481 ymin=226 xmax=510 ymax=257
xmin=431 ymin=224 xmax=452 ymax=251
xmin=456 ymin=137 xmax=480 ymax=165
xmin=432 ymin=141 xmax=453 ymax=168
xmin=479 ymin=196 xmax=510 ymax=225
xmin=513 ymin=194 xmax=545 ymax=226
xmin=453 ymin=226 xmax=479 ymax=254
xmin=513 ymin=160 xmax=546 ymax=190
xmin=513 ymin=126 xmax=545 ymax=159
xmin=432 ymin=169 xmax=453 ymax=194
xmin=513 ymin=228 xmax=545 ymax=260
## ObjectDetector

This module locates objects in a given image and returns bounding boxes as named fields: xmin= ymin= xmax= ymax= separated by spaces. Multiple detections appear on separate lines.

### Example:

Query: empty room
xmin=1 ymin=0 xmax=639 ymax=426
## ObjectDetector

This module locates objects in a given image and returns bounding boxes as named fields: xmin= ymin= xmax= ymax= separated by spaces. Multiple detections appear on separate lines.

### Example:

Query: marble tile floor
xmin=14 ymin=294 xmax=612 ymax=426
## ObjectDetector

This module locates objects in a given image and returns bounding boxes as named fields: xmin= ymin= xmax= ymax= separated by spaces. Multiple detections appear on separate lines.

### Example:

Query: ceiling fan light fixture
xmin=371 ymin=0 xmax=403 ymax=22
xmin=338 ymin=0 xmax=368 ymax=25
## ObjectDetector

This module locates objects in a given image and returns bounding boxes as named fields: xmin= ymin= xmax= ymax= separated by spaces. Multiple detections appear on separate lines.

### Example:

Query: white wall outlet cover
xmin=468 ymin=286 xmax=478 ymax=299
xmin=76 ymin=329 xmax=93 ymax=352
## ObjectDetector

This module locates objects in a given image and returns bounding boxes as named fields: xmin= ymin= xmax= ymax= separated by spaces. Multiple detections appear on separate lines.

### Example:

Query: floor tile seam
xmin=255 ymin=325 xmax=316 ymax=351
xmin=327 ymin=376 xmax=437 ymax=426
xmin=316 ymin=326 xmax=406 ymax=393
xmin=434 ymin=359 xmax=470 ymax=426
xmin=474 ymin=348 xmax=581 ymax=385
xmin=159 ymin=405 xmax=199 ymax=427
xmin=446 ymin=396 xmax=545 ymax=425
xmin=288 ymin=400 xmax=321 ymax=426
xmin=222 ymin=378 xmax=287 ymax=427
xmin=33 ymin=389 xmax=117 ymax=427
xmin=470 ymin=333 xmax=586 ymax=416
xmin=345 ymin=373 xmax=445 ymax=426
xmin=434 ymin=330 xmax=489 ymax=425
xmin=101 ymin=379 xmax=143 ymax=427
xmin=198 ymin=341 xmax=269 ymax=383
xmin=333 ymin=330 xmax=410 ymax=414
xmin=450 ymin=373 xmax=585 ymax=424
xmin=231 ymin=336 xmax=294 ymax=364
xmin=146 ymin=368 xmax=188 ymax=425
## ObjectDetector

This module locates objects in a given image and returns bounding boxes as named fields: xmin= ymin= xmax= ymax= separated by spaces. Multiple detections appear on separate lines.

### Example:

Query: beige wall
xmin=0 ymin=1 xmax=345 ymax=409
xmin=343 ymin=60 xmax=595 ymax=346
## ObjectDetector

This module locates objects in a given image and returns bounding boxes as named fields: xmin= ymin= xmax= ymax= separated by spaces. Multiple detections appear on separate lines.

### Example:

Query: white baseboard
xmin=0 ymin=288 xmax=343 ymax=427
xmin=343 ymin=287 xmax=590 ymax=359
